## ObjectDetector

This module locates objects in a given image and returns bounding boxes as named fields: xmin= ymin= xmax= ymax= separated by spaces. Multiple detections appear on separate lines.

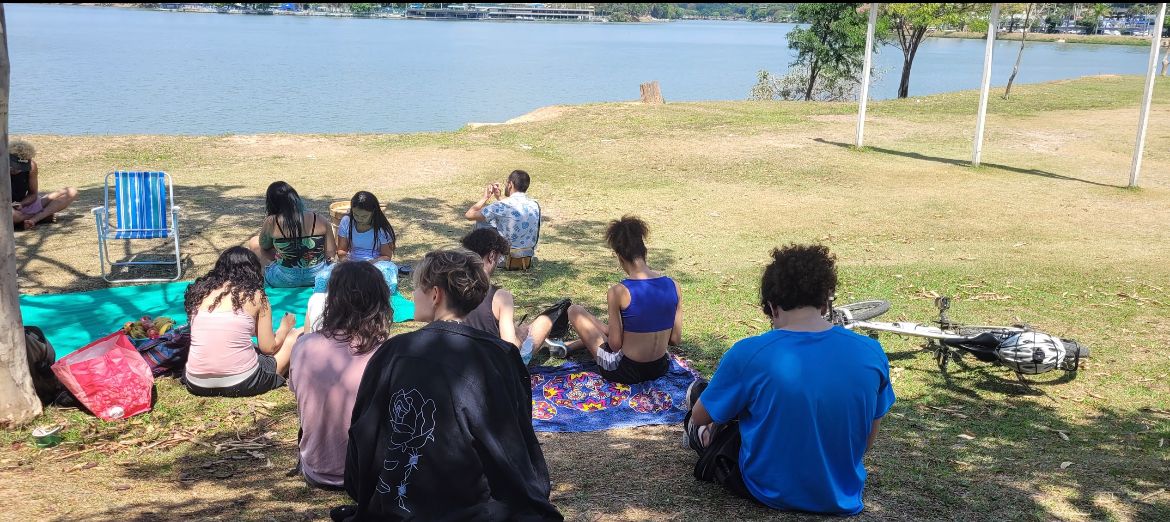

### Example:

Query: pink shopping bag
xmin=51 ymin=332 xmax=155 ymax=421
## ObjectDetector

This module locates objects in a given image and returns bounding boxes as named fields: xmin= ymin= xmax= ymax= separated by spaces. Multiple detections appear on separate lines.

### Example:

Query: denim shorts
xmin=266 ymin=262 xmax=329 ymax=288
xmin=312 ymin=260 xmax=398 ymax=294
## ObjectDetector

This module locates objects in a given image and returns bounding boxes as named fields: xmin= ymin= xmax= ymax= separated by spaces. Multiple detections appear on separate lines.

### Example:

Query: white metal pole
xmin=973 ymin=3 xmax=1000 ymax=167
xmin=1129 ymin=3 xmax=1166 ymax=188
xmin=856 ymin=3 xmax=878 ymax=148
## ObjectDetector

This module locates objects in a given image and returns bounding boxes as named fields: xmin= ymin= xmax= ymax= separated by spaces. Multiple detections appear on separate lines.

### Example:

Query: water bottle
xmin=520 ymin=337 xmax=534 ymax=365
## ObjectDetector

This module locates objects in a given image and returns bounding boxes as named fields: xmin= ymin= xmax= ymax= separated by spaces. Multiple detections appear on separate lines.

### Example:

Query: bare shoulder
xmin=494 ymin=287 xmax=515 ymax=307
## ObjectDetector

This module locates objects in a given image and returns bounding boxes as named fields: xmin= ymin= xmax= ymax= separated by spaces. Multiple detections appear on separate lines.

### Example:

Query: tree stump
xmin=639 ymin=81 xmax=664 ymax=104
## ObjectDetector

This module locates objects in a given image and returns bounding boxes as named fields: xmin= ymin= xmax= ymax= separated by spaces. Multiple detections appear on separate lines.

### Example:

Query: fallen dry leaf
xmin=957 ymin=433 xmax=976 ymax=440
xmin=1060 ymin=461 xmax=1073 ymax=469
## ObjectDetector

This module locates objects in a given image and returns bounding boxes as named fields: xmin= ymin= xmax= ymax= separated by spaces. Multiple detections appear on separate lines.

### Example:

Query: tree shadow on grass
xmin=71 ymin=392 xmax=347 ymax=522
xmin=812 ymin=138 xmax=1122 ymax=189
xmin=15 ymin=182 xmax=259 ymax=294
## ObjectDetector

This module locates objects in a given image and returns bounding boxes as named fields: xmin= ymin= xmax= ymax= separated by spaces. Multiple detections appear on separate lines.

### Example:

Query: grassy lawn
xmin=3 ymin=76 xmax=1169 ymax=521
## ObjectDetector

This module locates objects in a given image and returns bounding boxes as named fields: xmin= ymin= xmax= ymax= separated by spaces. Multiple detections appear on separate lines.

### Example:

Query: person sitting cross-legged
xmin=459 ymin=228 xmax=556 ymax=363
xmin=684 ymin=244 xmax=896 ymax=515
xmin=183 ymin=247 xmax=300 ymax=398
xmin=290 ymin=261 xmax=392 ymax=490
xmin=9 ymin=140 xmax=78 ymax=231
xmin=463 ymin=169 xmax=540 ymax=269
xmin=550 ymin=215 xmax=683 ymax=384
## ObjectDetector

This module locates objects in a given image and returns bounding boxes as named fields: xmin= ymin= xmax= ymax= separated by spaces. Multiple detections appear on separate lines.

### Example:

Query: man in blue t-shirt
xmin=685 ymin=244 xmax=895 ymax=515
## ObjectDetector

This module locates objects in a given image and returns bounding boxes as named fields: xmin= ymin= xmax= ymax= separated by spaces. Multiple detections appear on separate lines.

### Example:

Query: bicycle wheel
xmin=836 ymin=300 xmax=891 ymax=321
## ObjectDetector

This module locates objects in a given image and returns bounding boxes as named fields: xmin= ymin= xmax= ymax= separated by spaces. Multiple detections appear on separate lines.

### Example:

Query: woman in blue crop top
xmin=551 ymin=215 xmax=683 ymax=384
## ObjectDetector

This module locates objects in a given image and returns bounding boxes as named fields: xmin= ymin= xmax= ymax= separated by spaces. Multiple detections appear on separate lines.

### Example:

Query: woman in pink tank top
xmin=183 ymin=247 xmax=301 ymax=398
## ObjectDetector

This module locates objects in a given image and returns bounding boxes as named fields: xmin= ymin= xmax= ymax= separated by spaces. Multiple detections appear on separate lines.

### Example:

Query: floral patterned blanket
xmin=528 ymin=354 xmax=700 ymax=432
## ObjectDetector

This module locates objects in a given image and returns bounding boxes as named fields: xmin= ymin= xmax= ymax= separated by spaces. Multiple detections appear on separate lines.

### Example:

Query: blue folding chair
xmin=92 ymin=171 xmax=182 ymax=283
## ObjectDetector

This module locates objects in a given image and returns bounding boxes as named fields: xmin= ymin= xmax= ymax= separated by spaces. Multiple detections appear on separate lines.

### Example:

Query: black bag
xmin=24 ymin=326 xmax=67 ymax=406
xmin=537 ymin=298 xmax=572 ymax=339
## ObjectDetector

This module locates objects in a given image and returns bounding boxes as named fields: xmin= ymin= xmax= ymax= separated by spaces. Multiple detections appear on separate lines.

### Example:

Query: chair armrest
xmin=93 ymin=206 xmax=109 ymax=234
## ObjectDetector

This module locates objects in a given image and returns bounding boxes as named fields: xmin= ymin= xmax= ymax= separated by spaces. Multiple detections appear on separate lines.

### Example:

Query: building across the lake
xmin=406 ymin=3 xmax=597 ymax=22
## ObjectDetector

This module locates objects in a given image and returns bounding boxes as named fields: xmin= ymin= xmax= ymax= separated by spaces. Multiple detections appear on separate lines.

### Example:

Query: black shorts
xmin=184 ymin=354 xmax=286 ymax=398
xmin=595 ymin=344 xmax=670 ymax=384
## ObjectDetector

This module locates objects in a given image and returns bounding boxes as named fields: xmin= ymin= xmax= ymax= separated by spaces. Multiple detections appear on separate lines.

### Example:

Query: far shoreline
xmin=930 ymin=30 xmax=1169 ymax=47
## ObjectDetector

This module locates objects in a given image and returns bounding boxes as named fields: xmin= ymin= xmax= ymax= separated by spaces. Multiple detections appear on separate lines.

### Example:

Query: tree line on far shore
xmin=751 ymin=3 xmax=1170 ymax=103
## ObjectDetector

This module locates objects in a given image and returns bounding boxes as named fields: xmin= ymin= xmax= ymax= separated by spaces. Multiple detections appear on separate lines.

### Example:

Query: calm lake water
xmin=7 ymin=4 xmax=1156 ymax=135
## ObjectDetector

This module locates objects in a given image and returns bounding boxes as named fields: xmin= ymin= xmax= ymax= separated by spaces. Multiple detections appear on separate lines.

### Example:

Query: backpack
xmin=24 ymin=326 xmax=67 ymax=405
xmin=134 ymin=325 xmax=192 ymax=377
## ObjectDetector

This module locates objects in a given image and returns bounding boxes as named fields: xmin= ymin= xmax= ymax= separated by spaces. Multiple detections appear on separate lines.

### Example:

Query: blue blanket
xmin=19 ymin=281 xmax=416 ymax=358
xmin=529 ymin=355 xmax=700 ymax=432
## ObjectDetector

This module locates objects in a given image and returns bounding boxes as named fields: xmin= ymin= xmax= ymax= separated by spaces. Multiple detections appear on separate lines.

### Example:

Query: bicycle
xmin=828 ymin=296 xmax=1088 ymax=379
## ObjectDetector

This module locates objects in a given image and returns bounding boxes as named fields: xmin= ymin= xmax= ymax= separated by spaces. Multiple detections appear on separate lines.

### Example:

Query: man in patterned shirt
xmin=464 ymin=170 xmax=541 ymax=266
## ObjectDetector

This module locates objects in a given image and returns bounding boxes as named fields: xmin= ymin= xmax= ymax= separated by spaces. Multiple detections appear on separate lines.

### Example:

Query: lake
xmin=6 ymin=4 xmax=1157 ymax=135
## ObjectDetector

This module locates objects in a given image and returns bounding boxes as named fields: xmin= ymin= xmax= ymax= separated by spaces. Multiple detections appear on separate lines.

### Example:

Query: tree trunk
xmin=639 ymin=81 xmax=664 ymax=104
xmin=0 ymin=6 xmax=42 ymax=426
xmin=804 ymin=59 xmax=821 ymax=101
xmin=897 ymin=27 xmax=926 ymax=99
xmin=897 ymin=58 xmax=913 ymax=98
xmin=1004 ymin=3 xmax=1033 ymax=99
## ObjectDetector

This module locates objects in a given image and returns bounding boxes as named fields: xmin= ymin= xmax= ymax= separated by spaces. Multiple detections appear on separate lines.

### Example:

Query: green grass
xmin=3 ymin=75 xmax=1170 ymax=521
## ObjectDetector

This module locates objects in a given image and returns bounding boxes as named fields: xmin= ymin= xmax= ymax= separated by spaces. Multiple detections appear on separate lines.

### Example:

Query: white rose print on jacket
xmin=375 ymin=388 xmax=437 ymax=512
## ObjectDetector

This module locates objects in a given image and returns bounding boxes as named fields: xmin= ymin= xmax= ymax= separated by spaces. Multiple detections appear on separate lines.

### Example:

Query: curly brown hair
xmin=760 ymin=244 xmax=838 ymax=314
xmin=413 ymin=248 xmax=490 ymax=316
xmin=321 ymin=261 xmax=393 ymax=354
xmin=606 ymin=215 xmax=648 ymax=262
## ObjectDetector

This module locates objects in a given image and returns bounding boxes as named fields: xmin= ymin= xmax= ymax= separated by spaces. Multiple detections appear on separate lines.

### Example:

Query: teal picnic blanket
xmin=19 ymin=282 xmax=416 ymax=358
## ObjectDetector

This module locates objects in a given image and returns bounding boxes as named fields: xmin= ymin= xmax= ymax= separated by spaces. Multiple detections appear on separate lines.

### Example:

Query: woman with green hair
xmin=247 ymin=181 xmax=335 ymax=287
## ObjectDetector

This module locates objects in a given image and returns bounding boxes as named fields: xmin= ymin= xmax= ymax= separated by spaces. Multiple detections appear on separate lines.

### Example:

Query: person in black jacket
xmin=336 ymin=248 xmax=562 ymax=522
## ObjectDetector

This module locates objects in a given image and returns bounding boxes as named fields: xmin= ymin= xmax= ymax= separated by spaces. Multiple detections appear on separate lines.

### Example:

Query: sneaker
xmin=685 ymin=379 xmax=708 ymax=412
xmin=544 ymin=338 xmax=568 ymax=359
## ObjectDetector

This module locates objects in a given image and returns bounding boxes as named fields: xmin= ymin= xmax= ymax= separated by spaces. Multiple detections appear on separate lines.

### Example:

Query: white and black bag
xmin=996 ymin=332 xmax=1066 ymax=375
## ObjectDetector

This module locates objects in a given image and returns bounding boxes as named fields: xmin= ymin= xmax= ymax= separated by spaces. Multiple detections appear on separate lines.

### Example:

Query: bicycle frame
xmin=843 ymin=320 xmax=1027 ymax=341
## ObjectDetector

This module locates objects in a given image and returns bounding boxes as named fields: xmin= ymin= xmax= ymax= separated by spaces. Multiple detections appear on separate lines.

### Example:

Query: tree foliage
xmin=786 ymin=3 xmax=873 ymax=101
xmin=885 ymin=3 xmax=975 ymax=98
xmin=749 ymin=65 xmax=871 ymax=102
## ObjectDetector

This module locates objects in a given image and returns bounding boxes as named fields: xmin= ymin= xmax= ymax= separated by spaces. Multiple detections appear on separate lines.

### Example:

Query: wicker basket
xmin=329 ymin=201 xmax=350 ymax=236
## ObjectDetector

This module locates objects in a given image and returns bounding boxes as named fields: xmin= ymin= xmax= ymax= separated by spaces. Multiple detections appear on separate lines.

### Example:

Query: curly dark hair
xmin=412 ymin=248 xmax=490 ymax=317
xmin=460 ymin=228 xmax=511 ymax=259
xmin=185 ymin=246 xmax=267 ymax=317
xmin=760 ymin=244 xmax=838 ymax=314
xmin=321 ymin=261 xmax=393 ymax=354
xmin=606 ymin=215 xmax=648 ymax=262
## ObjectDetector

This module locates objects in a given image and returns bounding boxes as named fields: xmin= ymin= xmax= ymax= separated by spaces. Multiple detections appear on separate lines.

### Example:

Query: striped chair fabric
xmin=112 ymin=171 xmax=170 ymax=239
